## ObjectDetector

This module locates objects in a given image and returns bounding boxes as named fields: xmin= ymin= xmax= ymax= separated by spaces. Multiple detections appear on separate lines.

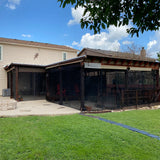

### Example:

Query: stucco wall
xmin=0 ymin=43 xmax=77 ymax=95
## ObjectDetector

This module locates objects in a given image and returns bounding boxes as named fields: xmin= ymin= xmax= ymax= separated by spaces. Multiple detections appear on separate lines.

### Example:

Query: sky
xmin=0 ymin=0 xmax=159 ymax=58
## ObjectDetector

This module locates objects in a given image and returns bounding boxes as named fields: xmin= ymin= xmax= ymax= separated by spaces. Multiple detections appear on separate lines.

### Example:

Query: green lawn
xmin=92 ymin=109 xmax=160 ymax=137
xmin=0 ymin=110 xmax=160 ymax=160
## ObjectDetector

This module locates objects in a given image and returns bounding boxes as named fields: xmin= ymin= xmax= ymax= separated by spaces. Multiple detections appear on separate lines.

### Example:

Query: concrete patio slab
xmin=0 ymin=97 xmax=17 ymax=111
xmin=0 ymin=98 xmax=80 ymax=117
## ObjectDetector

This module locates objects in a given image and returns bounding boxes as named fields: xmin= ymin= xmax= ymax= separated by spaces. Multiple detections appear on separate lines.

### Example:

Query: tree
xmin=58 ymin=0 xmax=160 ymax=36
xmin=122 ymin=43 xmax=142 ymax=54
xmin=157 ymin=52 xmax=160 ymax=61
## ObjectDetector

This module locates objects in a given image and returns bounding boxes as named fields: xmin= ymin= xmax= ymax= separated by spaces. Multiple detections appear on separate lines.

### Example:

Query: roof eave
xmin=46 ymin=55 xmax=87 ymax=69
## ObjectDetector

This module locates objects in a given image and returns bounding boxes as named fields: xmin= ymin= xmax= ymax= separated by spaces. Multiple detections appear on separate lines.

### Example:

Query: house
xmin=3 ymin=38 xmax=160 ymax=111
xmin=0 ymin=37 xmax=78 ymax=96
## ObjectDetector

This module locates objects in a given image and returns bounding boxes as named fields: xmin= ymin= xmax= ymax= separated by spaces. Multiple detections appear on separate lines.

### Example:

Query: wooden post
xmin=125 ymin=69 xmax=128 ymax=90
xmin=121 ymin=90 xmax=124 ymax=107
xmin=99 ymin=70 xmax=103 ymax=108
xmin=7 ymin=72 xmax=9 ymax=89
xmin=11 ymin=71 xmax=13 ymax=98
xmin=80 ymin=63 xmax=85 ymax=110
xmin=59 ymin=67 xmax=63 ymax=105
xmin=136 ymin=90 xmax=138 ymax=109
xmin=15 ymin=66 xmax=19 ymax=101
xmin=33 ymin=73 xmax=36 ymax=96
xmin=45 ymin=72 xmax=49 ymax=100
xmin=155 ymin=70 xmax=159 ymax=101
xmin=152 ymin=69 xmax=156 ymax=90
xmin=152 ymin=69 xmax=157 ymax=100
xmin=156 ymin=70 xmax=159 ymax=89
xmin=125 ymin=69 xmax=129 ymax=106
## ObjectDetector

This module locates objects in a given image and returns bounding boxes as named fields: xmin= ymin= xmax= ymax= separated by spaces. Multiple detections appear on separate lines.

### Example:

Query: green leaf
xmin=58 ymin=0 xmax=160 ymax=37
xmin=101 ymin=23 xmax=105 ymax=29
xmin=81 ymin=22 xmax=85 ymax=29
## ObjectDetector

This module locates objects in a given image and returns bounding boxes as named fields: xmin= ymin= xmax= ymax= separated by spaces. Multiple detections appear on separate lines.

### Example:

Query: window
xmin=63 ymin=52 xmax=67 ymax=61
xmin=0 ymin=45 xmax=2 ymax=61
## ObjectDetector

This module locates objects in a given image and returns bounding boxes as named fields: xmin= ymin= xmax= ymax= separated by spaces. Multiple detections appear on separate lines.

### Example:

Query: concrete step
xmin=0 ymin=97 xmax=17 ymax=111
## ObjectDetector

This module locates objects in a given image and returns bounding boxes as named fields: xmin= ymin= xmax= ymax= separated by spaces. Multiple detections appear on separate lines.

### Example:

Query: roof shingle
xmin=0 ymin=37 xmax=78 ymax=52
xmin=78 ymin=48 xmax=156 ymax=62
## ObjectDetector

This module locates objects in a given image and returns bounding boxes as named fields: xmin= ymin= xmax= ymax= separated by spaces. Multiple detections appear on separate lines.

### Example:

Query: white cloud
xmin=122 ymin=40 xmax=133 ymax=45
xmin=6 ymin=0 xmax=21 ymax=10
xmin=146 ymin=31 xmax=160 ymax=58
xmin=72 ymin=41 xmax=79 ymax=46
xmin=73 ymin=25 xmax=129 ymax=51
xmin=68 ymin=7 xmax=89 ymax=25
xmin=147 ymin=40 xmax=157 ymax=50
xmin=21 ymin=34 xmax=31 ymax=38
xmin=79 ymin=33 xmax=120 ymax=51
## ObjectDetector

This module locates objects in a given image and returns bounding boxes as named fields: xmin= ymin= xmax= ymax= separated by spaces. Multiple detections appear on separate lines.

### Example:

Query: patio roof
xmin=45 ymin=55 xmax=86 ymax=69
xmin=4 ymin=63 xmax=45 ymax=71
xmin=78 ymin=48 xmax=156 ymax=62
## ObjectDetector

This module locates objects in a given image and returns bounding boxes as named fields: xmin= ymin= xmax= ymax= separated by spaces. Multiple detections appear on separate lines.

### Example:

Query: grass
xmin=0 ymin=110 xmax=160 ymax=160
xmin=92 ymin=109 xmax=160 ymax=136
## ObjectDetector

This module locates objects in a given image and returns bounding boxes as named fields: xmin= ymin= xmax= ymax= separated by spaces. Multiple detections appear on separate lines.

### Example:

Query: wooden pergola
xmin=45 ymin=49 xmax=160 ymax=110
xmin=4 ymin=48 xmax=160 ymax=110
xmin=4 ymin=63 xmax=45 ymax=101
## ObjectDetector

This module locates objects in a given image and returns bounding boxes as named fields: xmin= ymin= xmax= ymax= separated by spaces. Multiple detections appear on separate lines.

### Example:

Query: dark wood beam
xmin=46 ymin=72 xmax=49 ymax=100
xmin=7 ymin=72 xmax=9 ymax=89
xmin=121 ymin=60 xmax=127 ymax=66
xmin=151 ymin=62 xmax=155 ymax=68
xmin=91 ymin=57 xmax=97 ymax=62
xmin=115 ymin=59 xmax=120 ymax=65
xmin=98 ymin=70 xmax=103 ymax=108
xmin=15 ymin=66 xmax=19 ymax=101
xmin=156 ymin=70 xmax=159 ymax=89
xmin=11 ymin=71 xmax=13 ymax=98
xmin=107 ymin=58 xmax=112 ymax=64
xmin=80 ymin=63 xmax=85 ymax=110
xmin=145 ymin=62 xmax=149 ymax=67
xmin=139 ymin=61 xmax=144 ymax=66
xmin=133 ymin=61 xmax=139 ymax=67
xmin=155 ymin=63 xmax=159 ymax=69
xmin=128 ymin=60 xmax=133 ymax=66
xmin=59 ymin=67 xmax=63 ymax=105
xmin=125 ymin=69 xmax=128 ymax=90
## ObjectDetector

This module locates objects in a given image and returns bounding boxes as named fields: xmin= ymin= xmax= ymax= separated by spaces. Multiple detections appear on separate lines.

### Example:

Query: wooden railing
xmin=121 ymin=89 xmax=160 ymax=107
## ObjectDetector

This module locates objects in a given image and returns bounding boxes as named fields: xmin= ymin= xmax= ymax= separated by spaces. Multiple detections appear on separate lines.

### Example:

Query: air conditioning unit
xmin=2 ymin=89 xmax=11 ymax=97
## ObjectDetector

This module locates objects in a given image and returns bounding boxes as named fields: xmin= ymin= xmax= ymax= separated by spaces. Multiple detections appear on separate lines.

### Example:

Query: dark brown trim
xmin=7 ymin=72 xmax=9 ymax=88
xmin=125 ymin=69 xmax=128 ymax=90
xmin=6 ymin=66 xmax=15 ymax=72
xmin=59 ymin=67 xmax=63 ymax=105
xmin=46 ymin=56 xmax=86 ymax=69
xmin=156 ymin=70 xmax=159 ymax=88
xmin=19 ymin=67 xmax=45 ymax=73
xmin=4 ymin=63 xmax=45 ymax=72
xmin=87 ymin=56 xmax=159 ymax=70
xmin=11 ymin=71 xmax=13 ymax=98
xmin=46 ymin=72 xmax=49 ymax=99
xmin=80 ymin=63 xmax=85 ymax=110
xmin=15 ymin=66 xmax=19 ymax=101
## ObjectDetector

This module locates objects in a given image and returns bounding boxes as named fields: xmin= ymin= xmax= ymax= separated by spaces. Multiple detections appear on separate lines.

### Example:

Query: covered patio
xmin=45 ymin=48 xmax=160 ymax=111
xmin=5 ymin=63 xmax=46 ymax=101
xmin=4 ymin=48 xmax=160 ymax=111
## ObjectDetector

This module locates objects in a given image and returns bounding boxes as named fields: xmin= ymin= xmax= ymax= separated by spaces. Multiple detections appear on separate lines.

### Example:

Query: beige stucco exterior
xmin=0 ymin=42 xmax=77 ymax=95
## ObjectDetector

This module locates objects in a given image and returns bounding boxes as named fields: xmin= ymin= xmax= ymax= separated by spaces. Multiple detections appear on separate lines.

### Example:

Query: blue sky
xmin=0 ymin=0 xmax=159 ymax=58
